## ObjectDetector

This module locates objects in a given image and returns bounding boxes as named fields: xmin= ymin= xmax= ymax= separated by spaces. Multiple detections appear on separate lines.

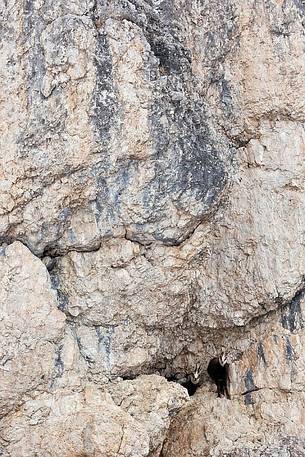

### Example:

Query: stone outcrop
xmin=1 ymin=377 xmax=188 ymax=457
xmin=1 ymin=0 xmax=305 ymax=455
xmin=1 ymin=388 xmax=150 ymax=457
xmin=161 ymin=294 xmax=305 ymax=456
xmin=109 ymin=375 xmax=189 ymax=456
xmin=0 ymin=242 xmax=65 ymax=417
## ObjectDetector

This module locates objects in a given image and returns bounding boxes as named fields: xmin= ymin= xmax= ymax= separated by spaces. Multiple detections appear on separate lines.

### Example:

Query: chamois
xmin=207 ymin=354 xmax=231 ymax=399
xmin=168 ymin=363 xmax=202 ymax=396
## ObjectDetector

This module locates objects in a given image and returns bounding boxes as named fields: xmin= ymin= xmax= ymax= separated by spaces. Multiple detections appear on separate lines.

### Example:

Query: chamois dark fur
xmin=167 ymin=363 xmax=202 ymax=396
xmin=207 ymin=354 xmax=231 ymax=399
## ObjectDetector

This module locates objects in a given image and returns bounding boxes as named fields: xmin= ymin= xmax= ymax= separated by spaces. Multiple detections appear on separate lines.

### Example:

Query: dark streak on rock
xmin=96 ymin=326 xmax=114 ymax=370
xmin=136 ymin=2 xmax=231 ymax=244
xmin=49 ymin=271 xmax=69 ymax=312
xmin=89 ymin=0 xmax=235 ymax=246
xmin=56 ymin=290 xmax=69 ymax=312
xmin=285 ymin=336 xmax=294 ymax=362
xmin=49 ymin=344 xmax=64 ymax=388
xmin=243 ymin=368 xmax=257 ymax=405
xmin=92 ymin=30 xmax=118 ymax=150
xmin=75 ymin=333 xmax=95 ymax=365
xmin=54 ymin=344 xmax=64 ymax=378
xmin=281 ymin=286 xmax=305 ymax=332
xmin=218 ymin=76 xmax=234 ymax=113
xmin=23 ymin=0 xmax=46 ymax=104
xmin=257 ymin=341 xmax=267 ymax=367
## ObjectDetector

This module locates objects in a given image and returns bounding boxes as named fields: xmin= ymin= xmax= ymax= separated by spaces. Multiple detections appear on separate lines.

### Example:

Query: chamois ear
xmin=195 ymin=362 xmax=202 ymax=374
xmin=190 ymin=362 xmax=202 ymax=381
xmin=189 ymin=362 xmax=202 ymax=387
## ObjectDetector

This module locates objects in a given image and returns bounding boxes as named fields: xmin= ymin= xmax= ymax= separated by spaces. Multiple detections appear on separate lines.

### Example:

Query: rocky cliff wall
xmin=1 ymin=0 xmax=305 ymax=455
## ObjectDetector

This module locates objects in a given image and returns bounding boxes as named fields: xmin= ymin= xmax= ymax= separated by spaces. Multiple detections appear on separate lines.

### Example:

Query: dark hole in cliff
xmin=120 ymin=374 xmax=137 ymax=381
xmin=165 ymin=373 xmax=200 ymax=396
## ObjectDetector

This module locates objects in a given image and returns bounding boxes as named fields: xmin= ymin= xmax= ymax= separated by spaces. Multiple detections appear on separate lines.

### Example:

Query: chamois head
xmin=219 ymin=353 xmax=228 ymax=367
xmin=190 ymin=362 xmax=202 ymax=385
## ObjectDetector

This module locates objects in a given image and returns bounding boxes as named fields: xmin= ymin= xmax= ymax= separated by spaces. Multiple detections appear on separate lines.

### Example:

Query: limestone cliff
xmin=1 ymin=0 xmax=305 ymax=455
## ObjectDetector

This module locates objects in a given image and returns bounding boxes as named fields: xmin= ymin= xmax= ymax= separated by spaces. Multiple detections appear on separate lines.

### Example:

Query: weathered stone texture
xmin=1 ymin=387 xmax=150 ymax=457
xmin=0 ymin=242 xmax=65 ymax=416
xmin=0 ymin=377 xmax=188 ymax=457
xmin=1 ymin=0 xmax=305 ymax=455
xmin=109 ymin=375 xmax=189 ymax=456
xmin=161 ymin=296 xmax=305 ymax=456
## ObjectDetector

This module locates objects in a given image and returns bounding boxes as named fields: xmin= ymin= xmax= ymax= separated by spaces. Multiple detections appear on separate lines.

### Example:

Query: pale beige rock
xmin=0 ymin=242 xmax=65 ymax=416
xmin=161 ymin=389 xmax=305 ymax=457
xmin=49 ymin=325 xmax=89 ymax=391
xmin=0 ymin=0 xmax=98 ymax=256
xmin=162 ymin=295 xmax=305 ymax=456
xmin=105 ymin=18 xmax=154 ymax=163
xmin=188 ymin=0 xmax=305 ymax=139
xmin=0 ymin=387 xmax=150 ymax=457
xmin=190 ymin=119 xmax=305 ymax=329
xmin=53 ymin=237 xmax=191 ymax=376
xmin=0 ymin=377 xmax=187 ymax=457
xmin=1 ymin=0 xmax=305 ymax=455
xmin=109 ymin=375 xmax=189 ymax=456
xmin=54 ymin=120 xmax=305 ymax=378
xmin=230 ymin=295 xmax=305 ymax=398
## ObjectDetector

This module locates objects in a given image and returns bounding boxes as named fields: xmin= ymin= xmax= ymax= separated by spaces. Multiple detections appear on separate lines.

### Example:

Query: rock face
xmin=161 ymin=295 xmax=305 ymax=456
xmin=1 ymin=377 xmax=188 ymax=457
xmin=1 ymin=0 xmax=305 ymax=455
xmin=0 ymin=242 xmax=65 ymax=417
xmin=1 ymin=388 xmax=151 ymax=457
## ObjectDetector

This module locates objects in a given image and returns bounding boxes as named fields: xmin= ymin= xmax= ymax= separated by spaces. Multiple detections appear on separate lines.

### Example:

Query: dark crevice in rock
xmin=124 ymin=231 xmax=149 ymax=247
xmin=0 ymin=238 xmax=15 ymax=253
xmin=166 ymin=373 xmax=200 ymax=397
xmin=0 ymin=236 xmax=35 ymax=253
xmin=41 ymin=241 xmax=103 ymax=260
xmin=50 ymin=344 xmax=64 ymax=388
xmin=242 ymin=368 xmax=259 ymax=405
xmin=73 ymin=332 xmax=96 ymax=367
xmin=285 ymin=336 xmax=295 ymax=363
xmin=221 ymin=126 xmax=257 ymax=150
xmin=257 ymin=342 xmax=268 ymax=367
xmin=281 ymin=285 xmax=305 ymax=332
xmin=119 ymin=374 xmax=138 ymax=381
xmin=110 ymin=366 xmax=201 ymax=396
xmin=241 ymin=386 xmax=261 ymax=396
